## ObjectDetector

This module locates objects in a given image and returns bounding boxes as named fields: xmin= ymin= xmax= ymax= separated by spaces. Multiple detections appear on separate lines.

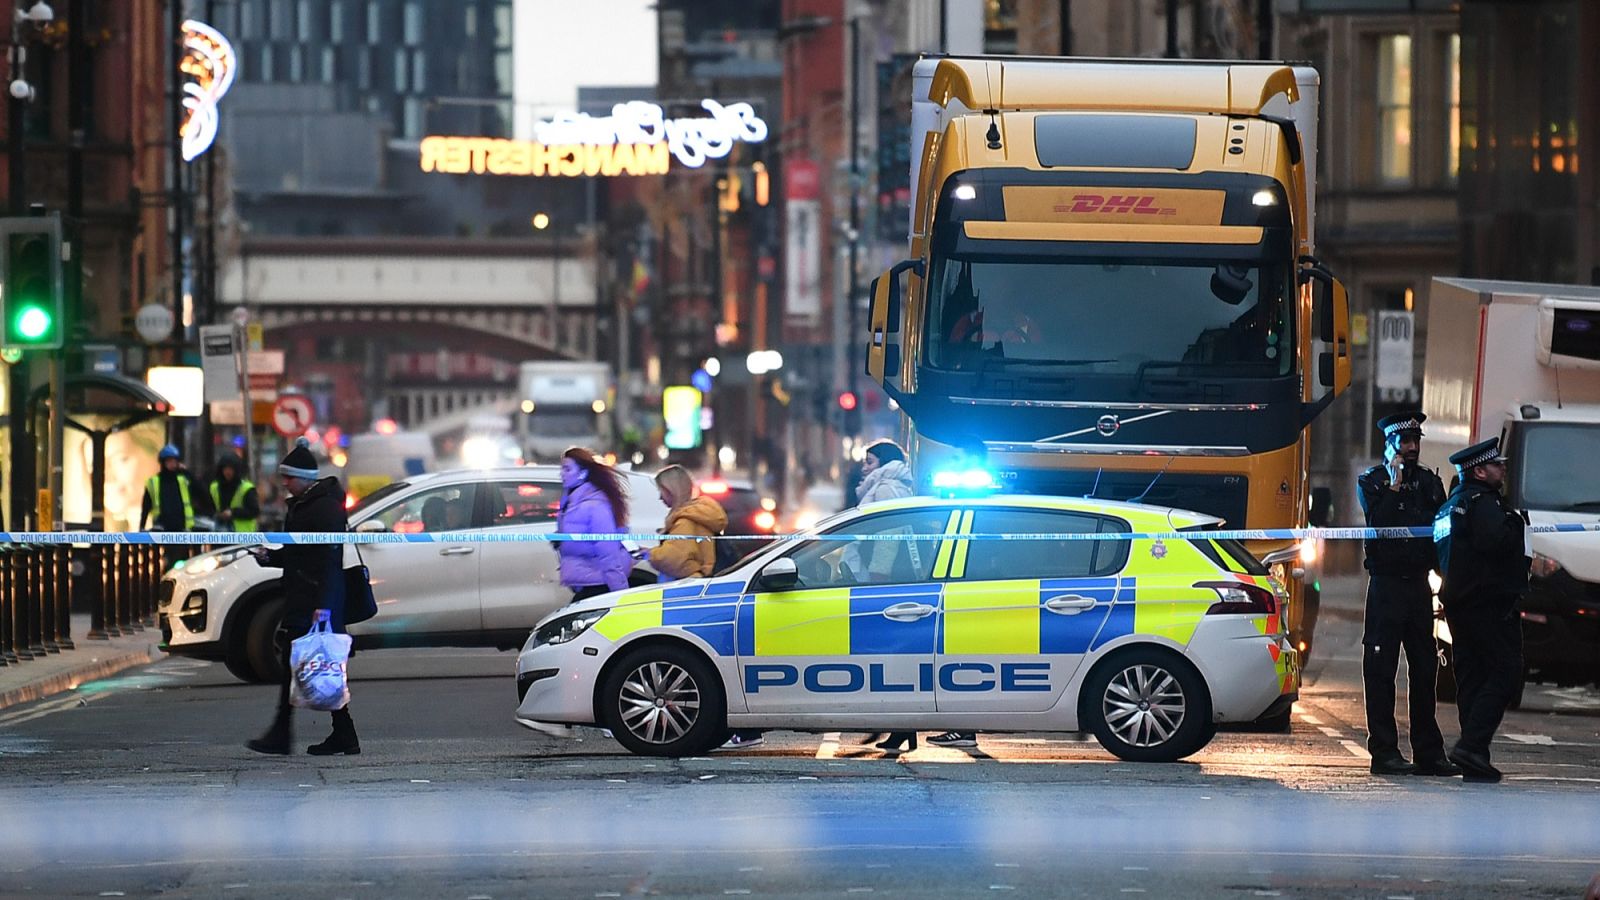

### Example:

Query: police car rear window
xmin=1034 ymin=114 xmax=1197 ymax=170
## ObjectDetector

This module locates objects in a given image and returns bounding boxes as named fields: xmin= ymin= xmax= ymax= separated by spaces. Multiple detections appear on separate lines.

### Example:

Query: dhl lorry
xmin=864 ymin=57 xmax=1354 ymax=716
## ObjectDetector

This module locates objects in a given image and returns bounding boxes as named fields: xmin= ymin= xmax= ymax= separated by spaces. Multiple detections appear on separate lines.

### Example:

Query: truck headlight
xmin=532 ymin=609 xmax=608 ymax=648
xmin=1530 ymin=552 xmax=1563 ymax=578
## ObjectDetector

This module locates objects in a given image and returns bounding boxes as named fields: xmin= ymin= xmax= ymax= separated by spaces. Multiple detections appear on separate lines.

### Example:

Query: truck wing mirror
xmin=867 ymin=258 xmax=922 ymax=382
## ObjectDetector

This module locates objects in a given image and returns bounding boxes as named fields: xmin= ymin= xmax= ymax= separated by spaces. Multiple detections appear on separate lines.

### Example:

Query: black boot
xmin=876 ymin=732 xmax=917 ymax=752
xmin=307 ymin=706 xmax=361 ymax=756
xmin=246 ymin=708 xmax=292 ymax=756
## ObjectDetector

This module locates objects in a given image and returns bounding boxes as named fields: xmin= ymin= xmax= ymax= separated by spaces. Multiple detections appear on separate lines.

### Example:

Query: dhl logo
xmin=1054 ymin=194 xmax=1177 ymax=216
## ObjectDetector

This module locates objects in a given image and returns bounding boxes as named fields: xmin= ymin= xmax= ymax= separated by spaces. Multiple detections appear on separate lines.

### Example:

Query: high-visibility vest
xmin=209 ymin=479 xmax=257 ymax=532
xmin=146 ymin=474 xmax=194 ymax=530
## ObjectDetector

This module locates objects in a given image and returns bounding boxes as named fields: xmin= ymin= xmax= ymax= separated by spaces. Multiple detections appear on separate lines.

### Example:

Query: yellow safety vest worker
xmin=209 ymin=479 xmax=258 ymax=532
xmin=145 ymin=473 xmax=195 ymax=530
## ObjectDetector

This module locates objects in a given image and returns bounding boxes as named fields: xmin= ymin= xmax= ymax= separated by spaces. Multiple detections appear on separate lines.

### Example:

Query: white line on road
xmin=0 ymin=692 xmax=109 ymax=728
xmin=816 ymin=732 xmax=841 ymax=759
xmin=1297 ymin=713 xmax=1324 ymax=726
xmin=1317 ymin=726 xmax=1343 ymax=738
xmin=1340 ymin=740 xmax=1371 ymax=760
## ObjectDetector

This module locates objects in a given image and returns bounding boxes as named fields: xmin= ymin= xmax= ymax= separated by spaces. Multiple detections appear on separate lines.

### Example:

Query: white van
xmin=344 ymin=430 xmax=437 ymax=501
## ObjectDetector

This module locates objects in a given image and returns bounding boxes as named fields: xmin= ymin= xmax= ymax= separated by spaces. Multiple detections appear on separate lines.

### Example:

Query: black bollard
xmin=53 ymin=546 xmax=73 ymax=651
xmin=39 ymin=546 xmax=61 ymax=653
xmin=23 ymin=546 xmax=46 ymax=658
xmin=0 ymin=546 xmax=14 ymax=665
xmin=86 ymin=544 xmax=109 ymax=640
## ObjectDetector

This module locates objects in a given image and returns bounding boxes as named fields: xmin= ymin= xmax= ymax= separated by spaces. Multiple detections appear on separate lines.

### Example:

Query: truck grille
xmin=995 ymin=470 xmax=1251 ymax=528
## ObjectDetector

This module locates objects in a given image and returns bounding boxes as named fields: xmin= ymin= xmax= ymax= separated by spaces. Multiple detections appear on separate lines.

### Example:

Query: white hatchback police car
xmin=515 ymin=495 xmax=1297 ymax=762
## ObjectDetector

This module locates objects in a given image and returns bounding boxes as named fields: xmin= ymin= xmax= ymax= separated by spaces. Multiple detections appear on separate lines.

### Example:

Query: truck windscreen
xmin=925 ymin=255 xmax=1293 ymax=378
xmin=1514 ymin=423 xmax=1600 ymax=512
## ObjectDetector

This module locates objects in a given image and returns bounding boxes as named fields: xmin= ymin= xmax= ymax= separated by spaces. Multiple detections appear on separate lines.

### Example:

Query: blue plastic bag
xmin=290 ymin=610 xmax=352 ymax=711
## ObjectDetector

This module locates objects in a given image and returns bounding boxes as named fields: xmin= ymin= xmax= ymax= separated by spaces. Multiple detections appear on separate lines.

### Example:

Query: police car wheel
xmin=1084 ymin=650 xmax=1211 ymax=763
xmin=599 ymin=644 xmax=727 ymax=757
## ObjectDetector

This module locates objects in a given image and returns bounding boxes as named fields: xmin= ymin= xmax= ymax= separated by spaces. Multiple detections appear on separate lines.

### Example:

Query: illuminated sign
xmin=420 ymin=100 xmax=768 ymax=178
xmin=662 ymin=385 xmax=704 ymax=450
xmin=179 ymin=19 xmax=237 ymax=162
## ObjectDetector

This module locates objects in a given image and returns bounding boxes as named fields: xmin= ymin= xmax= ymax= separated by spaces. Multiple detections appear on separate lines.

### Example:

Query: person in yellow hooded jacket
xmin=648 ymin=465 xmax=729 ymax=581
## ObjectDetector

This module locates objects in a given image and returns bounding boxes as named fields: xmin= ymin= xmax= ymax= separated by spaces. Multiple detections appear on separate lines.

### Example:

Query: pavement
xmin=0 ymin=614 xmax=163 ymax=711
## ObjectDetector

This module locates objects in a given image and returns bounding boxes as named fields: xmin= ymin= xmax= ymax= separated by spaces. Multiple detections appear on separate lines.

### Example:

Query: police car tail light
xmin=1529 ymin=552 xmax=1563 ymax=578
xmin=1195 ymin=581 xmax=1276 ymax=616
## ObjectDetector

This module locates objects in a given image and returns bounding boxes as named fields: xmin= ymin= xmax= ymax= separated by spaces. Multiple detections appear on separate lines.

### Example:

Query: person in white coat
xmin=850 ymin=440 xmax=925 ymax=753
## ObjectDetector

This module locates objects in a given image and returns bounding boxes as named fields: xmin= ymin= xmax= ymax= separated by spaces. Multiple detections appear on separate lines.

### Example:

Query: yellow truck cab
xmin=865 ymin=57 xmax=1352 ymax=689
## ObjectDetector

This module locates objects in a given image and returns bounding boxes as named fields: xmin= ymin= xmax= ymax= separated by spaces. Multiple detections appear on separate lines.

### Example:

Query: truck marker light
xmin=953 ymin=184 xmax=977 ymax=201
xmin=1251 ymin=189 xmax=1278 ymax=207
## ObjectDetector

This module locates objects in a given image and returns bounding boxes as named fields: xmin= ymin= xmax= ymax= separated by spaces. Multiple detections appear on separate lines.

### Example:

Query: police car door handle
xmin=1044 ymin=595 xmax=1097 ymax=615
xmin=439 ymin=546 xmax=476 ymax=556
xmin=881 ymin=602 xmax=936 ymax=621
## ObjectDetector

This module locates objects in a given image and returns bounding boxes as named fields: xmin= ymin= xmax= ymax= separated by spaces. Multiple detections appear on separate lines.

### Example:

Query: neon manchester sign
xmin=178 ymin=19 xmax=237 ymax=162
xmin=419 ymin=99 xmax=769 ymax=177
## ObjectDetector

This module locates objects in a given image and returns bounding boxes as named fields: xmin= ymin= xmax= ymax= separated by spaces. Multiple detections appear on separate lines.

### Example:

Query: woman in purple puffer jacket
xmin=555 ymin=447 xmax=633 ymax=603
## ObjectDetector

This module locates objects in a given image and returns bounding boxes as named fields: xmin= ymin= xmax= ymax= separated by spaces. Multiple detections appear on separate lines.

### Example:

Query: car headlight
xmin=532 ymin=609 xmax=608 ymax=648
xmin=175 ymin=547 xmax=254 ymax=577
xmin=1530 ymin=552 xmax=1563 ymax=579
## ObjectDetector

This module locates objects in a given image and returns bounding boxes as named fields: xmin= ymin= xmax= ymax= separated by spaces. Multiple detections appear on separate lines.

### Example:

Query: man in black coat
xmin=1356 ymin=412 xmax=1457 ymax=777
xmin=246 ymin=439 xmax=358 ymax=757
xmin=1434 ymin=436 xmax=1530 ymax=783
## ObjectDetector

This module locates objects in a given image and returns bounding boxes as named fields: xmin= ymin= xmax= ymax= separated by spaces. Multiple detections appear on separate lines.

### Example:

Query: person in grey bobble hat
xmin=246 ymin=437 xmax=359 ymax=756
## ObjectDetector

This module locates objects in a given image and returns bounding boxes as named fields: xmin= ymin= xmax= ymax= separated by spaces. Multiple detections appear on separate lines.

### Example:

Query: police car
xmin=514 ymin=495 xmax=1297 ymax=762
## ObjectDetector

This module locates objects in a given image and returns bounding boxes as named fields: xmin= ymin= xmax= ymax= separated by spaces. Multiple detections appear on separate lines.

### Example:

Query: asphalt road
xmin=2 ymin=593 xmax=1598 ymax=899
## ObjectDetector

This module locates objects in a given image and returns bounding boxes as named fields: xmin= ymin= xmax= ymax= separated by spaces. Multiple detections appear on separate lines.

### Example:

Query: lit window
xmin=1377 ymin=34 xmax=1413 ymax=186
xmin=1446 ymin=34 xmax=1460 ymax=182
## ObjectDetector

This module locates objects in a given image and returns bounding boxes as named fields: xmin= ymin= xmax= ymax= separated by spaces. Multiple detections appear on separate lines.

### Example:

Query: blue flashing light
xmin=931 ymin=467 xmax=997 ymax=497
xmin=691 ymin=368 xmax=713 ymax=393
xmin=232 ymin=435 xmax=247 ymax=448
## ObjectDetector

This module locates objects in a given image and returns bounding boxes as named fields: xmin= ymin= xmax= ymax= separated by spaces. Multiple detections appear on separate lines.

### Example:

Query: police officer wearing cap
xmin=1434 ymin=436 xmax=1530 ymax=783
xmin=1356 ymin=413 xmax=1456 ymax=776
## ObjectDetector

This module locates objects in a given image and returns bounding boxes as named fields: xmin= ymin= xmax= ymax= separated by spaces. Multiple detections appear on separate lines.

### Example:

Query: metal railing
xmin=0 ymin=544 xmax=165 ymax=667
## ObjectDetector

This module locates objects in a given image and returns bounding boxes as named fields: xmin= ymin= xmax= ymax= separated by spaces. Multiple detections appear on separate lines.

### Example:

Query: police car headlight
xmin=532 ymin=609 xmax=608 ymax=648
xmin=176 ymin=548 xmax=253 ymax=577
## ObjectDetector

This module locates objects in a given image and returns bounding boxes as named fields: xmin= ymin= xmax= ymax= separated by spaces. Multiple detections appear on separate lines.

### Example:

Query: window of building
xmin=1376 ymin=34 xmax=1413 ymax=186
xmin=330 ymin=0 xmax=346 ymax=42
xmin=494 ymin=49 xmax=512 ymax=96
xmin=367 ymin=0 xmax=383 ymax=44
xmin=297 ymin=0 xmax=315 ymax=41
xmin=404 ymin=97 xmax=422 ymax=138
xmin=270 ymin=0 xmax=292 ymax=40
xmin=464 ymin=5 xmax=477 ymax=39
xmin=494 ymin=3 xmax=514 ymax=50
xmin=288 ymin=45 xmax=303 ymax=81
xmin=259 ymin=44 xmax=275 ymax=81
xmin=1445 ymin=33 xmax=1460 ymax=183
xmin=394 ymin=47 xmax=409 ymax=91
xmin=322 ymin=46 xmax=337 ymax=82
xmin=238 ymin=0 xmax=260 ymax=40
xmin=356 ymin=47 xmax=371 ymax=89
xmin=413 ymin=51 xmax=427 ymax=92
xmin=404 ymin=1 xmax=424 ymax=46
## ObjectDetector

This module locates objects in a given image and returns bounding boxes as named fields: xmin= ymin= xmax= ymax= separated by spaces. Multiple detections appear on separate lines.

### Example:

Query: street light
xmin=530 ymin=212 xmax=550 ymax=230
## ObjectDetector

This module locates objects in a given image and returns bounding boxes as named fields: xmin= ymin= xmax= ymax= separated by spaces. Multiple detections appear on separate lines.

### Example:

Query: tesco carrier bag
xmin=290 ymin=610 xmax=352 ymax=711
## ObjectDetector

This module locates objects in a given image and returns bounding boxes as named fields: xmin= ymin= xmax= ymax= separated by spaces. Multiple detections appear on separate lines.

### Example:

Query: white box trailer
xmin=519 ymin=361 xmax=613 ymax=463
xmin=1421 ymin=277 xmax=1600 ymax=688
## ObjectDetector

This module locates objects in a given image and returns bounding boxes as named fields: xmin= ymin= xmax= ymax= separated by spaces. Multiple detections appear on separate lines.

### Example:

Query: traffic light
xmin=836 ymin=391 xmax=858 ymax=411
xmin=2 ymin=218 xmax=63 ymax=350
xmin=837 ymin=391 xmax=860 ymax=436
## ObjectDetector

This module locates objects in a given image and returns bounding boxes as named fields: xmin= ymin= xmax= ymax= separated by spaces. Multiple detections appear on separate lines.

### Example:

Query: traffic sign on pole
xmin=272 ymin=394 xmax=314 ymax=438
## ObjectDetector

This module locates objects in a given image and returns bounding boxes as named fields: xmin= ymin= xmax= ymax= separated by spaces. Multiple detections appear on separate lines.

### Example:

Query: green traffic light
xmin=14 ymin=305 xmax=51 ymax=341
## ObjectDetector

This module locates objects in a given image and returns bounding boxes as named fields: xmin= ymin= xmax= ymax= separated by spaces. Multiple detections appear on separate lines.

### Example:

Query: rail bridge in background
xmin=219 ymin=237 xmax=598 ymax=434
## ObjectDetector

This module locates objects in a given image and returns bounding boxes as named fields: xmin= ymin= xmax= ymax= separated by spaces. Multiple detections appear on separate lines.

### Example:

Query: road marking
xmin=815 ymin=732 xmax=841 ymax=759
xmin=1507 ymin=775 xmax=1600 ymax=784
xmin=1316 ymin=726 xmax=1343 ymax=738
xmin=1297 ymin=713 xmax=1324 ymax=726
xmin=1339 ymin=740 xmax=1371 ymax=760
xmin=0 ymin=692 xmax=109 ymax=728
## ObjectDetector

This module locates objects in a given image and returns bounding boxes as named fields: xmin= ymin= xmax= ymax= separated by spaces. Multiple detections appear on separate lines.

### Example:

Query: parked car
xmin=696 ymin=478 xmax=782 ymax=570
xmin=160 ymin=466 xmax=670 ymax=682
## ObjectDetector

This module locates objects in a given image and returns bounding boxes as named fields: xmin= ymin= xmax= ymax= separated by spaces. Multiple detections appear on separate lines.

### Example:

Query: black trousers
xmin=1444 ymin=602 xmax=1523 ymax=759
xmin=1362 ymin=574 xmax=1444 ymax=760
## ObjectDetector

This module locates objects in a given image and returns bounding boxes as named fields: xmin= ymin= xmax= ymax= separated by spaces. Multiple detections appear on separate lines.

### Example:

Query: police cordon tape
xmin=1 ymin=523 xmax=1598 ymax=545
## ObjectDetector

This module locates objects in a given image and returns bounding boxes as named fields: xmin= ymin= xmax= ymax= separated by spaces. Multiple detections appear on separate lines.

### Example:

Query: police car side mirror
xmin=354 ymin=519 xmax=387 ymax=534
xmin=1261 ymin=548 xmax=1299 ymax=567
xmin=757 ymin=557 xmax=799 ymax=591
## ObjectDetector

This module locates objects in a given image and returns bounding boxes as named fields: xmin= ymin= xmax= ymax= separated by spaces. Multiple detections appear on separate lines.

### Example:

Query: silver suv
xmin=160 ymin=466 xmax=669 ymax=682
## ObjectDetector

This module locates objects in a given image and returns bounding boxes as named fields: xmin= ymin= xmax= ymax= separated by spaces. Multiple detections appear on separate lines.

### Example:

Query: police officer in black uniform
xmin=1356 ymin=412 xmax=1458 ymax=776
xmin=1434 ymin=436 xmax=1530 ymax=783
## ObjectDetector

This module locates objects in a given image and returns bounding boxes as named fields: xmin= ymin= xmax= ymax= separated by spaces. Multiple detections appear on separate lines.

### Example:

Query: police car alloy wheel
xmin=1082 ymin=649 xmax=1212 ymax=763
xmin=599 ymin=644 xmax=727 ymax=757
